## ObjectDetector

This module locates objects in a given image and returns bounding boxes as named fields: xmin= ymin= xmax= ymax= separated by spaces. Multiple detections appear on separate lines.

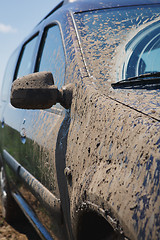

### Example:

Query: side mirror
xmin=10 ymin=71 xmax=73 ymax=109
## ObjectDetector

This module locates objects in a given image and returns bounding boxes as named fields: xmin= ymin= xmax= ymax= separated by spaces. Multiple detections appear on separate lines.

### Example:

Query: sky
xmin=0 ymin=0 xmax=61 ymax=87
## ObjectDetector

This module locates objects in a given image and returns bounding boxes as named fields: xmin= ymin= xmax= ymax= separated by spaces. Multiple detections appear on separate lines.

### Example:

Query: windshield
xmin=74 ymin=5 xmax=160 ymax=83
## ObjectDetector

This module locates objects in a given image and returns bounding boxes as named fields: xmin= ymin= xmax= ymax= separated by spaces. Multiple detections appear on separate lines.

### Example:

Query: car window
xmin=122 ymin=20 xmax=160 ymax=79
xmin=15 ymin=35 xmax=38 ymax=79
xmin=74 ymin=5 xmax=160 ymax=82
xmin=1 ymin=48 xmax=20 ymax=102
xmin=36 ymin=25 xmax=65 ymax=89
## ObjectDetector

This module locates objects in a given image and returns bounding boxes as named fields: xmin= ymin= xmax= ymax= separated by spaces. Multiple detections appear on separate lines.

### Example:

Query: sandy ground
xmin=0 ymin=203 xmax=41 ymax=240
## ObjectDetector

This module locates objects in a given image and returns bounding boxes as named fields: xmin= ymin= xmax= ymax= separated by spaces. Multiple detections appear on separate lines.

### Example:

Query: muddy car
xmin=0 ymin=0 xmax=160 ymax=239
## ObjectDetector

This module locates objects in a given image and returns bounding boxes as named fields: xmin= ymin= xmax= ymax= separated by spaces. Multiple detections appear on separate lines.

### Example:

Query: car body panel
xmin=63 ymin=0 xmax=160 ymax=12
xmin=66 ymin=77 xmax=160 ymax=239
xmin=109 ymin=88 xmax=160 ymax=121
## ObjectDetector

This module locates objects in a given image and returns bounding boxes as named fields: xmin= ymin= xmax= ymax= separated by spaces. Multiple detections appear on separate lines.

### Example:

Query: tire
xmin=0 ymin=161 xmax=22 ymax=222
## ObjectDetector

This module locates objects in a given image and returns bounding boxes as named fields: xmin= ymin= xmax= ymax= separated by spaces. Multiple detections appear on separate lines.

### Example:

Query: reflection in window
xmin=2 ymin=48 xmax=20 ymax=101
xmin=138 ymin=31 xmax=160 ymax=74
xmin=36 ymin=25 xmax=65 ymax=89
xmin=124 ymin=21 xmax=160 ymax=79
xmin=16 ymin=35 xmax=38 ymax=79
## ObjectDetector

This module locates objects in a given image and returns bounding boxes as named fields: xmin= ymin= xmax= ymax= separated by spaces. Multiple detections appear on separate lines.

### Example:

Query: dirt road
xmin=0 ymin=203 xmax=41 ymax=240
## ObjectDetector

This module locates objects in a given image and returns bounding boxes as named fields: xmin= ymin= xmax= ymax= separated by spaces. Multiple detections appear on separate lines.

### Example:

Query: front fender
xmin=66 ymin=78 xmax=160 ymax=240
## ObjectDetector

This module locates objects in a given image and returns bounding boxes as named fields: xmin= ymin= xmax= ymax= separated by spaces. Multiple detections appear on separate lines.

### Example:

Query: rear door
xmin=1 ymin=34 xmax=39 ymax=180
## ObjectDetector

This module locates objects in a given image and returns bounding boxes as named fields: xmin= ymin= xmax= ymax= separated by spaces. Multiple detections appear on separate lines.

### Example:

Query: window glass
xmin=124 ymin=21 xmax=160 ymax=79
xmin=36 ymin=25 xmax=65 ymax=89
xmin=1 ymin=48 xmax=20 ymax=101
xmin=16 ymin=35 xmax=38 ymax=79
xmin=74 ymin=6 xmax=160 ymax=82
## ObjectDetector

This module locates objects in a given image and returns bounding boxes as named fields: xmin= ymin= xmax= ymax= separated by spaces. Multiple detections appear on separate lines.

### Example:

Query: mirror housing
xmin=10 ymin=72 xmax=73 ymax=109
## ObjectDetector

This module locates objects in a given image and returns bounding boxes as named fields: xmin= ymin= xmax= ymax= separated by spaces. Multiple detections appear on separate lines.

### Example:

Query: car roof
xmin=39 ymin=0 xmax=160 ymax=24
xmin=40 ymin=0 xmax=160 ymax=23
xmin=66 ymin=0 xmax=160 ymax=3
xmin=63 ymin=0 xmax=160 ymax=9
xmin=37 ymin=0 xmax=160 ymax=31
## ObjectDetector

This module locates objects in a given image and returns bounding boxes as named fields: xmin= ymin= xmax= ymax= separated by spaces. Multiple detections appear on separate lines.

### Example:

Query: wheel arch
xmin=72 ymin=200 xmax=127 ymax=240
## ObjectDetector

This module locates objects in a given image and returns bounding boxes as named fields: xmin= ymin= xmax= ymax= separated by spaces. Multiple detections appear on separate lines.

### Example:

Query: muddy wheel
xmin=0 ymin=162 xmax=22 ymax=222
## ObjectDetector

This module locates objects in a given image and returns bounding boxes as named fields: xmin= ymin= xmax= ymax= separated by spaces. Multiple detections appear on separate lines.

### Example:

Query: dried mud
xmin=66 ymin=78 xmax=160 ymax=239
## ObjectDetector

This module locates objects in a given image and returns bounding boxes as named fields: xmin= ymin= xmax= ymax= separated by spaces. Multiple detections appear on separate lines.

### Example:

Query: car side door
xmin=1 ymin=35 xmax=38 ymax=180
xmin=16 ymin=23 xmax=71 ymax=238
xmin=20 ymin=23 xmax=66 ymax=194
